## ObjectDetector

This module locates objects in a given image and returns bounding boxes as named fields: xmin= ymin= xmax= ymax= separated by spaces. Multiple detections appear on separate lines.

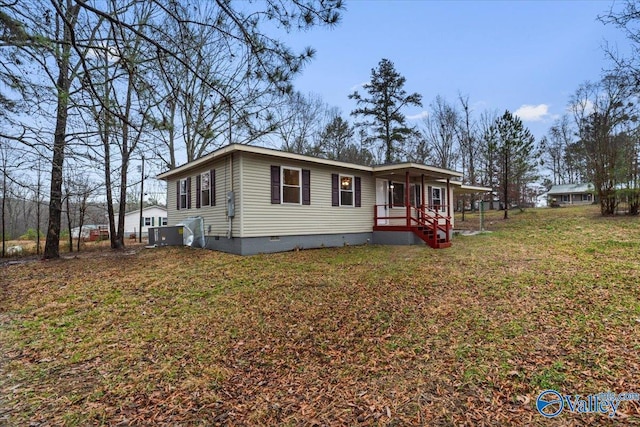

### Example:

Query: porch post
xmin=421 ymin=174 xmax=425 ymax=212
xmin=446 ymin=178 xmax=451 ymax=219
xmin=405 ymin=171 xmax=411 ymax=227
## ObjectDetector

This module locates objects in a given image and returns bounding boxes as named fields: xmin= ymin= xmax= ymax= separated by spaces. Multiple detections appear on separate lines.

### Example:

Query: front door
xmin=376 ymin=179 xmax=388 ymax=225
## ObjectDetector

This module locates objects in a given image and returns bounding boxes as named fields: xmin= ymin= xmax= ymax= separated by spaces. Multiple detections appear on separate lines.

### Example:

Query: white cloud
xmin=566 ymin=99 xmax=594 ymax=116
xmin=407 ymin=110 xmax=429 ymax=120
xmin=514 ymin=104 xmax=550 ymax=122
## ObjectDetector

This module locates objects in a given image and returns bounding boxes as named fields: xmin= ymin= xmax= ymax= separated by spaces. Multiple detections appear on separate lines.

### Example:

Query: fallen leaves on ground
xmin=1 ymin=206 xmax=640 ymax=425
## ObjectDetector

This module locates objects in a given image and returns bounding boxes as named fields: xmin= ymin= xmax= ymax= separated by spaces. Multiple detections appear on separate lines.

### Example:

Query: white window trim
xmin=432 ymin=186 xmax=446 ymax=213
xmin=144 ymin=217 xmax=151 ymax=226
xmin=161 ymin=217 xmax=168 ymax=226
xmin=339 ymin=174 xmax=354 ymax=207
xmin=281 ymin=166 xmax=302 ymax=205
xmin=179 ymin=178 xmax=188 ymax=209
xmin=201 ymin=171 xmax=210 ymax=207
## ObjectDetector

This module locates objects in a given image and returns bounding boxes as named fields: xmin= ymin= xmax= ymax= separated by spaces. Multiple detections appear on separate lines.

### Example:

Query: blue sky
xmin=283 ymin=0 xmax=628 ymax=141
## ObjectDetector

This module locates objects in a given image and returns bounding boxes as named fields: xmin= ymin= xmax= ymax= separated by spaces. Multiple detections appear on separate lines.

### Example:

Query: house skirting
xmin=371 ymin=230 xmax=425 ymax=246
xmin=204 ymin=232 xmax=373 ymax=256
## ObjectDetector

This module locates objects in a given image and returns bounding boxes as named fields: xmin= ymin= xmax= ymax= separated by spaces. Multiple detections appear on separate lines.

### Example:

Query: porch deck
xmin=373 ymin=205 xmax=452 ymax=249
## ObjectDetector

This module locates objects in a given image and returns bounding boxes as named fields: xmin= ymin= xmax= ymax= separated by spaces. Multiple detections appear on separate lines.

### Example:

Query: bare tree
xmin=418 ymin=95 xmax=460 ymax=170
xmin=571 ymin=77 xmax=636 ymax=215
xmin=270 ymin=91 xmax=330 ymax=155
xmin=2 ymin=0 xmax=344 ymax=259
xmin=545 ymin=115 xmax=575 ymax=185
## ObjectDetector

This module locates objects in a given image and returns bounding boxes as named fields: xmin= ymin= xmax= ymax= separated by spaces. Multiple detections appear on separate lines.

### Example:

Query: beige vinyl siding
xmin=165 ymin=155 xmax=241 ymax=236
xmin=239 ymin=153 xmax=374 ymax=237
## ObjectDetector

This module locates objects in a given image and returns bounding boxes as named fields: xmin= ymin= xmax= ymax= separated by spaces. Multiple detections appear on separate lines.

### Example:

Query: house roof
xmin=547 ymin=183 xmax=594 ymax=195
xmin=156 ymin=144 xmax=462 ymax=181
xmin=123 ymin=205 xmax=167 ymax=217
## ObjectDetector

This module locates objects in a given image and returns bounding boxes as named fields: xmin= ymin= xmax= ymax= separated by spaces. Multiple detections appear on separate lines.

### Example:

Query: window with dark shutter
xmin=355 ymin=177 xmax=361 ymax=207
xmin=331 ymin=174 xmax=339 ymax=206
xmin=302 ymin=169 xmax=310 ymax=205
xmin=271 ymin=166 xmax=281 ymax=204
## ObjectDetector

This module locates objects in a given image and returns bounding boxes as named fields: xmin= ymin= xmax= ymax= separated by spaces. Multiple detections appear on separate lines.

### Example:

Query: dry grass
xmin=1 ymin=205 xmax=640 ymax=425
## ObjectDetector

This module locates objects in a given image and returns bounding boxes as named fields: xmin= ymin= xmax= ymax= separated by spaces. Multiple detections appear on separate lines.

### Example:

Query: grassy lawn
xmin=2 ymin=205 xmax=640 ymax=425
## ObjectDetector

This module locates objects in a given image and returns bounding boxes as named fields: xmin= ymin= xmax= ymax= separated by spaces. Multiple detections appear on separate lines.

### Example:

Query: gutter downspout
xmin=227 ymin=153 xmax=233 ymax=239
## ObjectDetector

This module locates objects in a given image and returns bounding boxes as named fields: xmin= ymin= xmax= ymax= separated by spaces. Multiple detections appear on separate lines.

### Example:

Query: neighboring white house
xmin=154 ymin=144 xmax=489 ymax=255
xmin=121 ymin=205 xmax=167 ymax=238
xmin=547 ymin=183 xmax=594 ymax=206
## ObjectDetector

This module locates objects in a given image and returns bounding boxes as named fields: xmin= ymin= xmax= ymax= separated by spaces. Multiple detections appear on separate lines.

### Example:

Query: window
xmin=340 ymin=175 xmax=354 ymax=206
xmin=161 ymin=217 xmax=167 ymax=226
xmin=144 ymin=217 xmax=151 ymax=226
xmin=391 ymin=182 xmax=405 ymax=207
xmin=201 ymin=172 xmax=210 ymax=206
xmin=332 ymin=174 xmax=360 ymax=207
xmin=282 ymin=167 xmax=301 ymax=204
xmin=410 ymin=184 xmax=421 ymax=208
xmin=431 ymin=187 xmax=446 ymax=212
xmin=272 ymin=166 xmax=309 ymax=205
xmin=561 ymin=195 xmax=569 ymax=202
xmin=179 ymin=178 xmax=188 ymax=209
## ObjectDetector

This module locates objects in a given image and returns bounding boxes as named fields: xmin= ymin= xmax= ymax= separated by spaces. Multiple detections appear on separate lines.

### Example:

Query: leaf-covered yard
xmin=2 ymin=205 xmax=640 ymax=425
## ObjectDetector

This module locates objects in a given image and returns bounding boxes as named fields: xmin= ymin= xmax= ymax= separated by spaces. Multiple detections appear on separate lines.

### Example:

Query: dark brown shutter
xmin=271 ymin=166 xmax=281 ymax=204
xmin=302 ymin=169 xmax=310 ymax=205
xmin=176 ymin=180 xmax=181 ymax=210
xmin=196 ymin=174 xmax=201 ymax=208
xmin=187 ymin=177 xmax=192 ymax=209
xmin=355 ymin=177 xmax=361 ymax=207
xmin=210 ymin=169 xmax=216 ymax=206
xmin=331 ymin=174 xmax=339 ymax=206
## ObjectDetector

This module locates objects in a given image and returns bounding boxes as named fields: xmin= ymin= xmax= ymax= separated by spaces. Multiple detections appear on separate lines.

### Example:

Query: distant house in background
xmin=121 ymin=205 xmax=167 ymax=238
xmin=547 ymin=183 xmax=594 ymax=206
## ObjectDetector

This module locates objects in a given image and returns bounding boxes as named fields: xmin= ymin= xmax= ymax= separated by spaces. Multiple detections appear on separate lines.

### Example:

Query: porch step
xmin=411 ymin=226 xmax=450 ymax=249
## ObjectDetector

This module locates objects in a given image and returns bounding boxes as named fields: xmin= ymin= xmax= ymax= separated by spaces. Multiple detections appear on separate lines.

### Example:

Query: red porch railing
xmin=374 ymin=204 xmax=452 ymax=248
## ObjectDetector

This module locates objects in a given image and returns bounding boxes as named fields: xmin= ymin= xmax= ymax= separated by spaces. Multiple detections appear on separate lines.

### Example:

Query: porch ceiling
xmin=372 ymin=163 xmax=462 ymax=181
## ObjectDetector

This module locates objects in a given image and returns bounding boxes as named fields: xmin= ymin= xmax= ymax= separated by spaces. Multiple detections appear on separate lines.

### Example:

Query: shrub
xmin=19 ymin=228 xmax=44 ymax=241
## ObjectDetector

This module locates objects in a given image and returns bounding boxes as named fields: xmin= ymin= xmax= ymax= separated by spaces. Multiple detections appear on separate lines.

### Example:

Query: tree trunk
xmin=43 ymin=3 xmax=79 ymax=259
xmin=43 ymin=99 xmax=68 ymax=259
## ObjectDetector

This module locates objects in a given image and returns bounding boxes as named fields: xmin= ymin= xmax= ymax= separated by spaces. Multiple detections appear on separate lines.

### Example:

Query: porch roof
xmin=372 ymin=163 xmax=462 ymax=180
xmin=453 ymin=184 xmax=493 ymax=194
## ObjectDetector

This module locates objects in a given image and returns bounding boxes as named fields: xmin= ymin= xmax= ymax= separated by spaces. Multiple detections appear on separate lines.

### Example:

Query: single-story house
xmin=547 ymin=183 xmax=594 ymax=206
xmin=154 ymin=144 xmax=487 ymax=255
xmin=120 ymin=205 xmax=167 ymax=238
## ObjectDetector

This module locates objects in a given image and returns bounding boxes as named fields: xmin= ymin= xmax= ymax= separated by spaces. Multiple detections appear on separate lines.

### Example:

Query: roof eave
xmin=156 ymin=144 xmax=374 ymax=180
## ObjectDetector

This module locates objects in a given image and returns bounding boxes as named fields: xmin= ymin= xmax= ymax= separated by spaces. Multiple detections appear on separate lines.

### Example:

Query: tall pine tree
xmin=491 ymin=110 xmax=537 ymax=219
xmin=349 ymin=58 xmax=422 ymax=163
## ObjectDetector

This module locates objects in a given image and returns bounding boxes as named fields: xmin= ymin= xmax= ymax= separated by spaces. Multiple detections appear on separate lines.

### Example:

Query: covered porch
xmin=370 ymin=163 xmax=462 ymax=249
